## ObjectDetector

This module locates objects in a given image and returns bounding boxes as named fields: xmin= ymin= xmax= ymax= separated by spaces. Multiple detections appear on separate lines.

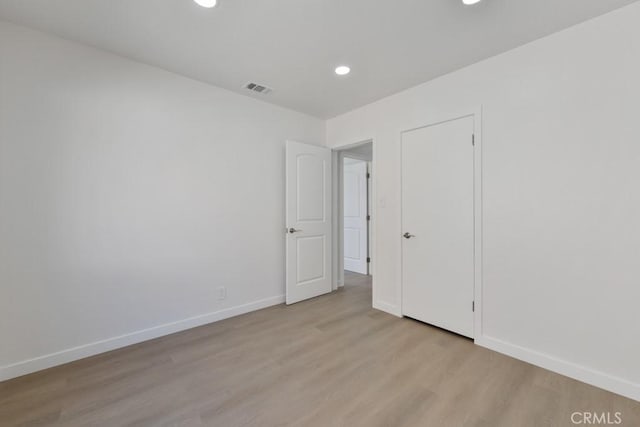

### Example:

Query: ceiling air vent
xmin=244 ymin=82 xmax=273 ymax=95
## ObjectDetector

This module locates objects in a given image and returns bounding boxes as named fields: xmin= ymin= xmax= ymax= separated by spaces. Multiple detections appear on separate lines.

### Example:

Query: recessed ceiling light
xmin=335 ymin=66 xmax=351 ymax=76
xmin=194 ymin=0 xmax=217 ymax=8
xmin=462 ymin=0 xmax=482 ymax=4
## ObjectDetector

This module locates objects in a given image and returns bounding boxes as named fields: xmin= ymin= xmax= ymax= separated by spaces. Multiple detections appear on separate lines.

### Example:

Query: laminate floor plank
xmin=1 ymin=272 xmax=638 ymax=426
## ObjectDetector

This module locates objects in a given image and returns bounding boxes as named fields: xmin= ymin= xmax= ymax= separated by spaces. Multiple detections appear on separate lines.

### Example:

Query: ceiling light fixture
xmin=194 ymin=0 xmax=217 ymax=8
xmin=462 ymin=0 xmax=482 ymax=5
xmin=335 ymin=66 xmax=351 ymax=76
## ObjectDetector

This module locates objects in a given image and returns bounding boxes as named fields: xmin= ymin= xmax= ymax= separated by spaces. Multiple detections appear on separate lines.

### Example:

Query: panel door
xmin=286 ymin=140 xmax=332 ymax=304
xmin=343 ymin=159 xmax=368 ymax=274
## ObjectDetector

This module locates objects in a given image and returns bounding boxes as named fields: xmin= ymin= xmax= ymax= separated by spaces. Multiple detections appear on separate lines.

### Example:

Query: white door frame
xmin=331 ymin=140 xmax=376 ymax=305
xmin=400 ymin=107 xmax=483 ymax=341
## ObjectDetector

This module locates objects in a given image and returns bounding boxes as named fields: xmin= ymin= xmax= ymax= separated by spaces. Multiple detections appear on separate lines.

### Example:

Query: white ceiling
xmin=0 ymin=0 xmax=637 ymax=118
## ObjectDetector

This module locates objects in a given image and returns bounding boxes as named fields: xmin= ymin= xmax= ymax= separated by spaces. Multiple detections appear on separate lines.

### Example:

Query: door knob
xmin=403 ymin=232 xmax=415 ymax=239
xmin=288 ymin=228 xmax=302 ymax=234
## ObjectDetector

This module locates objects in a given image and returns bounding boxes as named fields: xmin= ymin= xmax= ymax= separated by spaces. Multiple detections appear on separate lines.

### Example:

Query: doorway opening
xmin=284 ymin=138 xmax=375 ymax=307
xmin=333 ymin=141 xmax=373 ymax=298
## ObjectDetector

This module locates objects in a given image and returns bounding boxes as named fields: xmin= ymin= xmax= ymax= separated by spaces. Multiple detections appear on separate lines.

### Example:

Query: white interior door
xmin=286 ymin=140 xmax=332 ymax=304
xmin=401 ymin=116 xmax=475 ymax=338
xmin=343 ymin=158 xmax=368 ymax=274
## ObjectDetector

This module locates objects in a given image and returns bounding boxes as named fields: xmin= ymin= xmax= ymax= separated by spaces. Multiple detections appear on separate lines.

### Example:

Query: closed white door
xmin=401 ymin=116 xmax=475 ymax=338
xmin=343 ymin=158 xmax=368 ymax=274
xmin=286 ymin=140 xmax=332 ymax=304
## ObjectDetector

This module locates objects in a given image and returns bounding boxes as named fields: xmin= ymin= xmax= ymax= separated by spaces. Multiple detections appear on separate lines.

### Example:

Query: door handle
xmin=403 ymin=232 xmax=415 ymax=239
xmin=288 ymin=228 xmax=302 ymax=234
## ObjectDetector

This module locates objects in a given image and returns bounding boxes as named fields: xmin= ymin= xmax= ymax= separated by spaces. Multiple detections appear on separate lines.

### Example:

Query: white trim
xmin=472 ymin=106 xmax=483 ymax=340
xmin=398 ymin=107 xmax=483 ymax=339
xmin=0 ymin=295 xmax=284 ymax=382
xmin=331 ymin=150 xmax=341 ymax=290
xmin=476 ymin=335 xmax=640 ymax=402
xmin=341 ymin=152 xmax=371 ymax=162
xmin=373 ymin=300 xmax=401 ymax=317
xmin=337 ymin=151 xmax=345 ymax=288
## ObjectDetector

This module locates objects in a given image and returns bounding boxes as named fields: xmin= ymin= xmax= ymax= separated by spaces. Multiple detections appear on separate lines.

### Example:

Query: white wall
xmin=326 ymin=4 xmax=640 ymax=400
xmin=0 ymin=20 xmax=325 ymax=379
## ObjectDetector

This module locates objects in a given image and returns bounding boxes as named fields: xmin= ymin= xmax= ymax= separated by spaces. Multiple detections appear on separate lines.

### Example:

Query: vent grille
xmin=244 ymin=82 xmax=273 ymax=95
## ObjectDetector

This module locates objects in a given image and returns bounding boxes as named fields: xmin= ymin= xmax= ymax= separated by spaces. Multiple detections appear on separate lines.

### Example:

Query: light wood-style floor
xmin=1 ymin=272 xmax=638 ymax=426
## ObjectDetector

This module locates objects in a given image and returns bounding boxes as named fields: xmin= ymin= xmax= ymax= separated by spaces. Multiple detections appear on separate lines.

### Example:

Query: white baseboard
xmin=373 ymin=300 xmax=402 ymax=317
xmin=476 ymin=335 xmax=639 ymax=402
xmin=0 ymin=295 xmax=285 ymax=382
xmin=5 ymin=298 xmax=637 ymax=403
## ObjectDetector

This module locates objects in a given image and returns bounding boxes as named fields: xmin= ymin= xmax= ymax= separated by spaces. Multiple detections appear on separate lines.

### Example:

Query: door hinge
xmin=367 ymin=257 xmax=371 ymax=263
xmin=472 ymin=134 xmax=475 ymax=146
xmin=366 ymin=172 xmax=371 ymax=179
xmin=472 ymin=301 xmax=475 ymax=312
xmin=367 ymin=215 xmax=371 ymax=221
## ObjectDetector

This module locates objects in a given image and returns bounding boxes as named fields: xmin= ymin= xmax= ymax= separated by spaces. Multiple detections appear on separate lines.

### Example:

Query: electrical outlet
xmin=217 ymin=286 xmax=227 ymax=300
